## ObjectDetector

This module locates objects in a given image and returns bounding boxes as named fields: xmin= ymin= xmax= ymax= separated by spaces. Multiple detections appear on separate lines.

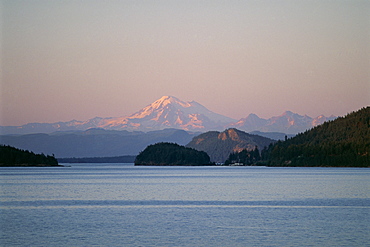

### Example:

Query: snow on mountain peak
xmin=128 ymin=96 xmax=191 ymax=119
xmin=101 ymin=96 xmax=236 ymax=131
xmin=0 ymin=95 xmax=338 ymax=134
xmin=153 ymin=96 xmax=191 ymax=109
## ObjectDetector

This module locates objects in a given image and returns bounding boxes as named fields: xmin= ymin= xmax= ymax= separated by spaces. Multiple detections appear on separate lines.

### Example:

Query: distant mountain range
xmin=1 ymin=95 xmax=336 ymax=135
xmin=0 ymin=127 xmax=287 ymax=159
xmin=186 ymin=128 xmax=275 ymax=162
xmin=230 ymin=111 xmax=336 ymax=134
xmin=0 ymin=128 xmax=198 ymax=158
xmin=0 ymin=127 xmax=276 ymax=160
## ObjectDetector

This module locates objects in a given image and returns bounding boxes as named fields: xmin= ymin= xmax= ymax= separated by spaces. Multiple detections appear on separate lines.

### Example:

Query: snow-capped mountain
xmin=229 ymin=111 xmax=336 ymax=134
xmin=0 ymin=96 xmax=236 ymax=134
xmin=0 ymin=96 xmax=336 ymax=135
xmin=98 ymin=96 xmax=237 ymax=131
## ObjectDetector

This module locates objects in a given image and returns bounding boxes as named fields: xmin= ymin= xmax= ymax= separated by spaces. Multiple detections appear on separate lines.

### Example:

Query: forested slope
xmin=263 ymin=107 xmax=369 ymax=167
xmin=0 ymin=145 xmax=60 ymax=167
xmin=186 ymin=128 xmax=275 ymax=162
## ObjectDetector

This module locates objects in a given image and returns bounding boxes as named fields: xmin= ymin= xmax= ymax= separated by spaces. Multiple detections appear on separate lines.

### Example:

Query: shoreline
xmin=0 ymin=164 xmax=66 ymax=167
xmin=134 ymin=164 xmax=215 ymax=166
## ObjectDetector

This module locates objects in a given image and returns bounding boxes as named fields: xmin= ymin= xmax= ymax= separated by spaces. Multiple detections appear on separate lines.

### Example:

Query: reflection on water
xmin=1 ymin=164 xmax=369 ymax=246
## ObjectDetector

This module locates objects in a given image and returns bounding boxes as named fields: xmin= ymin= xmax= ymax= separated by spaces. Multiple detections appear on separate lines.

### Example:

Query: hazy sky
xmin=1 ymin=0 xmax=369 ymax=126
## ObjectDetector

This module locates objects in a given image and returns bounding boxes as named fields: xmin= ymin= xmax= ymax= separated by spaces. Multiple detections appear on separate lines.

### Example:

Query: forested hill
xmin=186 ymin=128 xmax=275 ymax=163
xmin=0 ymin=145 xmax=61 ymax=167
xmin=263 ymin=107 xmax=369 ymax=167
xmin=135 ymin=142 xmax=211 ymax=166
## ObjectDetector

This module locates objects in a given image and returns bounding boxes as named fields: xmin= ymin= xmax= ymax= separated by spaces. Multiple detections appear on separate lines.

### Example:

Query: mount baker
xmin=1 ymin=96 xmax=336 ymax=135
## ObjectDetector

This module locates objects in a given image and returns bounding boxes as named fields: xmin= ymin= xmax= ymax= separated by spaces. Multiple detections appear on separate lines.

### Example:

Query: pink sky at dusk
xmin=1 ymin=0 xmax=369 ymax=126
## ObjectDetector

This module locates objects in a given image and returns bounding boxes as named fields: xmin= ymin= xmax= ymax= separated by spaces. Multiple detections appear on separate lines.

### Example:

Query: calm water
xmin=1 ymin=164 xmax=369 ymax=247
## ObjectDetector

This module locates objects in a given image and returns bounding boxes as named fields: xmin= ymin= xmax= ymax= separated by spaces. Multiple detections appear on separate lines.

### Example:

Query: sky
xmin=1 ymin=0 xmax=369 ymax=126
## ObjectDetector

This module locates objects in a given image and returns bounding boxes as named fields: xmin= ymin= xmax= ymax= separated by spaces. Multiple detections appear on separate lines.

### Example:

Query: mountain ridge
xmin=1 ymin=95 xmax=336 ymax=135
xmin=186 ymin=128 xmax=276 ymax=163
xmin=229 ymin=111 xmax=336 ymax=134
xmin=0 ymin=128 xmax=199 ymax=158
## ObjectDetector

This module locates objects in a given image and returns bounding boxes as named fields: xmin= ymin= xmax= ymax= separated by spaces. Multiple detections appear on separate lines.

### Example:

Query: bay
xmin=1 ymin=164 xmax=369 ymax=246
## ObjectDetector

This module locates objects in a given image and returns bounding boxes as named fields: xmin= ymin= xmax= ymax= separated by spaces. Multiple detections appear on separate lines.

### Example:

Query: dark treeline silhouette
xmin=224 ymin=146 xmax=261 ymax=165
xmin=135 ymin=142 xmax=211 ymax=166
xmin=260 ymin=107 xmax=369 ymax=167
xmin=0 ymin=145 xmax=60 ymax=167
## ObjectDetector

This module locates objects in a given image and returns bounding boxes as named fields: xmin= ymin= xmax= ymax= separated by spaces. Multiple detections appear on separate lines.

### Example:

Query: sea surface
xmin=0 ymin=164 xmax=369 ymax=247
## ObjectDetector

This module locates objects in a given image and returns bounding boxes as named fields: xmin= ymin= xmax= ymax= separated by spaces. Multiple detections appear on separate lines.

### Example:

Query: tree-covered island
xmin=0 ymin=145 xmax=62 ymax=167
xmin=135 ymin=142 xmax=212 ymax=166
